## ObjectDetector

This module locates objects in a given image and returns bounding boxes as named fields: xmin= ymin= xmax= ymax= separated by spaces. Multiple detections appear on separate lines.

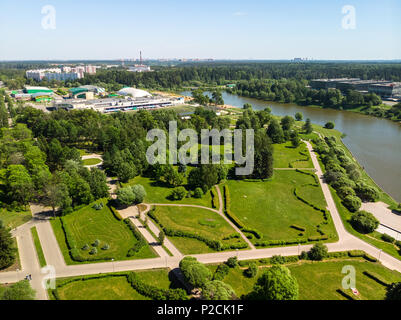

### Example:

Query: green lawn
xmin=52 ymin=269 xmax=177 ymax=300
xmin=225 ymin=170 xmax=336 ymax=243
xmin=124 ymin=176 xmax=214 ymax=208
xmin=31 ymin=227 xmax=47 ymax=268
xmin=211 ymin=258 xmax=401 ymax=300
xmin=82 ymin=158 xmax=102 ymax=166
xmin=51 ymin=200 xmax=157 ymax=264
xmin=151 ymin=206 xmax=247 ymax=254
xmin=0 ymin=208 xmax=31 ymax=229
xmin=273 ymin=141 xmax=313 ymax=168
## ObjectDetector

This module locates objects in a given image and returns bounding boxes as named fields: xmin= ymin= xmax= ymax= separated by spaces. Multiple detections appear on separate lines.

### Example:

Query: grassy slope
xmin=273 ymin=141 xmax=313 ymax=168
xmin=152 ymin=206 xmax=246 ymax=254
xmin=53 ymin=269 xmax=175 ymax=300
xmin=225 ymin=170 xmax=336 ymax=242
xmin=211 ymin=258 xmax=401 ymax=300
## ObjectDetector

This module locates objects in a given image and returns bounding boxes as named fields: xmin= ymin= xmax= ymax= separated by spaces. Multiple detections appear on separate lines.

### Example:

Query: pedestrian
xmin=29 ymin=274 xmax=32 ymax=280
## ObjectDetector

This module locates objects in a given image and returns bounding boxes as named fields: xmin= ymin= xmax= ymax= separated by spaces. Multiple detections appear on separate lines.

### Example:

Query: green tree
xmin=324 ymin=122 xmax=335 ymax=129
xmin=0 ymin=280 xmax=35 ymax=300
xmin=0 ymin=220 xmax=16 ymax=270
xmin=244 ymin=263 xmax=258 ymax=278
xmin=252 ymin=130 xmax=274 ymax=179
xmin=266 ymin=119 xmax=285 ymax=143
xmin=116 ymin=162 xmax=137 ymax=183
xmin=303 ymin=118 xmax=313 ymax=134
xmin=308 ymin=243 xmax=328 ymax=261
xmin=42 ymin=178 xmax=71 ymax=217
xmin=350 ymin=211 xmax=379 ymax=234
xmin=88 ymin=168 xmax=109 ymax=200
xmin=386 ymin=282 xmax=401 ymax=300
xmin=202 ymin=280 xmax=236 ymax=300
xmin=158 ymin=230 xmax=165 ymax=245
xmin=180 ymin=257 xmax=212 ymax=288
xmin=116 ymin=187 xmax=136 ymax=207
xmin=6 ymin=165 xmax=34 ymax=206
xmin=170 ymin=187 xmax=187 ymax=200
xmin=249 ymin=265 xmax=299 ymax=300
xmin=295 ymin=112 xmax=303 ymax=121
xmin=131 ymin=184 xmax=147 ymax=204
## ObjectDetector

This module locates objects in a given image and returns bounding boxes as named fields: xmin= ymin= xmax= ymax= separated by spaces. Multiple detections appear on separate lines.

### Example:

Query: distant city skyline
xmin=0 ymin=0 xmax=400 ymax=61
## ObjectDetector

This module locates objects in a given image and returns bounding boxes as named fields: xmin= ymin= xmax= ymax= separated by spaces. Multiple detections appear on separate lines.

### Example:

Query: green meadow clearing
xmin=124 ymin=175 xmax=214 ymax=208
xmin=273 ymin=141 xmax=313 ymax=169
xmin=0 ymin=208 xmax=31 ymax=229
xmin=51 ymin=200 xmax=157 ymax=264
xmin=209 ymin=258 xmax=401 ymax=300
xmin=82 ymin=158 xmax=102 ymax=166
xmin=51 ymin=269 xmax=175 ymax=300
xmin=224 ymin=170 xmax=336 ymax=243
xmin=151 ymin=206 xmax=247 ymax=254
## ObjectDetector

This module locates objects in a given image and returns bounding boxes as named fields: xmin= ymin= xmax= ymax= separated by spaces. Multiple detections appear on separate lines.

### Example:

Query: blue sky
xmin=0 ymin=0 xmax=400 ymax=60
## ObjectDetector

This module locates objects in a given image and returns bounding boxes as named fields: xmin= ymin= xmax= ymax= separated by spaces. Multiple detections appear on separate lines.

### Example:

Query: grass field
xmin=52 ymin=269 xmax=177 ymax=300
xmin=51 ymin=200 xmax=157 ymax=264
xmin=31 ymin=227 xmax=47 ymax=268
xmin=82 ymin=158 xmax=102 ymax=166
xmin=273 ymin=141 xmax=313 ymax=168
xmin=225 ymin=170 xmax=335 ymax=242
xmin=151 ymin=206 xmax=247 ymax=254
xmin=0 ymin=209 xmax=31 ymax=229
xmin=124 ymin=176 xmax=214 ymax=208
xmin=210 ymin=258 xmax=401 ymax=300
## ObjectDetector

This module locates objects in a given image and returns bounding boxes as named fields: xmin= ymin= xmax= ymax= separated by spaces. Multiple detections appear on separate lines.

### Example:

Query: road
xmin=2 ymin=141 xmax=401 ymax=300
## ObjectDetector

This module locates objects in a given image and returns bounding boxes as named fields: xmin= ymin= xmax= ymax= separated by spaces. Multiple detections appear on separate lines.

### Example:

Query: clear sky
xmin=0 ymin=0 xmax=400 ymax=60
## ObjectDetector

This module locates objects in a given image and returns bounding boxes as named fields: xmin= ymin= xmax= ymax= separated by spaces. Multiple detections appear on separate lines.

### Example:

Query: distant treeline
xmin=1 ymin=62 xmax=401 ymax=90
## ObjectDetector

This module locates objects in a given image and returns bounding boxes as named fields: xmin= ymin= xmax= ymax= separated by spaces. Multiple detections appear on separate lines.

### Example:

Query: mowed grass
xmin=51 ymin=200 xmax=156 ymax=264
xmin=211 ymin=259 xmax=401 ymax=300
xmin=152 ymin=206 xmax=246 ymax=254
xmin=125 ymin=176 xmax=213 ymax=208
xmin=273 ymin=141 xmax=313 ymax=168
xmin=82 ymin=158 xmax=102 ymax=166
xmin=53 ymin=269 xmax=176 ymax=300
xmin=31 ymin=227 xmax=46 ymax=268
xmin=225 ymin=170 xmax=335 ymax=242
xmin=0 ymin=208 xmax=31 ymax=229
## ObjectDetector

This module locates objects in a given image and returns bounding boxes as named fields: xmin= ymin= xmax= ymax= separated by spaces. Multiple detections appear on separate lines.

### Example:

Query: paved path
xmin=3 ymin=142 xmax=401 ymax=300
xmin=361 ymin=201 xmax=401 ymax=232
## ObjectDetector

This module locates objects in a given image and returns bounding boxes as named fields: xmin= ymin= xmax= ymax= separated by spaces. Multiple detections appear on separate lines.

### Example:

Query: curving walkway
xmin=3 ymin=141 xmax=401 ymax=300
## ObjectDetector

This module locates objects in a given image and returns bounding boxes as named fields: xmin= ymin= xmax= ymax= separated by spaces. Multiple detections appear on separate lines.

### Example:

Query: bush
xmin=213 ymin=263 xmax=230 ymax=281
xmin=386 ymin=282 xmax=401 ymax=300
xmin=244 ymin=263 xmax=258 ymax=278
xmin=92 ymin=239 xmax=100 ymax=247
xmin=202 ymin=280 xmax=237 ymax=300
xmin=116 ymin=187 xmax=136 ymax=206
xmin=337 ymin=186 xmax=356 ymax=199
xmin=193 ymin=187 xmax=203 ymax=199
xmin=131 ymin=184 xmax=147 ymax=204
xmin=324 ymin=122 xmax=335 ymax=129
xmin=226 ymin=257 xmax=238 ymax=268
xmin=350 ymin=211 xmax=379 ymax=234
xmin=170 ymin=187 xmax=187 ymax=200
xmin=343 ymin=195 xmax=362 ymax=212
xmin=308 ymin=243 xmax=328 ymax=261
xmin=355 ymin=182 xmax=379 ymax=202
xmin=101 ymin=244 xmax=110 ymax=250
xmin=381 ymin=233 xmax=395 ymax=243
xmin=89 ymin=247 xmax=97 ymax=255
xmin=81 ymin=244 xmax=89 ymax=251
xmin=271 ymin=255 xmax=286 ymax=265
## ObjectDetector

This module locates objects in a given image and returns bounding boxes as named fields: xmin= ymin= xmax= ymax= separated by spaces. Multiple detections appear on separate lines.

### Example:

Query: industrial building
xmin=52 ymin=89 xmax=185 ymax=113
xmin=309 ymin=78 xmax=401 ymax=98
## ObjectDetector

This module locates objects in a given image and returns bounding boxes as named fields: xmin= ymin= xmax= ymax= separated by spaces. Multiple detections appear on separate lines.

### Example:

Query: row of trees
xmin=229 ymin=79 xmax=383 ymax=109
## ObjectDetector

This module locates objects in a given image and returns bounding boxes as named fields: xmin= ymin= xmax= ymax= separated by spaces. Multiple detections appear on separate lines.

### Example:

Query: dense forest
xmin=2 ymin=62 xmax=401 ymax=90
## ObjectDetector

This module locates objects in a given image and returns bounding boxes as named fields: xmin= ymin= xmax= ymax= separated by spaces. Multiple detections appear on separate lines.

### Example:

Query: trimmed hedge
xmin=363 ymin=271 xmax=390 ymax=287
xmin=108 ymin=204 xmax=123 ymax=221
xmin=123 ymin=219 xmax=148 ymax=256
xmin=210 ymin=189 xmax=217 ymax=209
xmin=148 ymin=209 xmax=247 ymax=251
xmin=290 ymin=225 xmax=306 ymax=232
xmin=59 ymin=217 xmax=114 ymax=262
xmin=336 ymin=289 xmax=356 ymax=300
xmin=52 ymin=273 xmax=188 ymax=300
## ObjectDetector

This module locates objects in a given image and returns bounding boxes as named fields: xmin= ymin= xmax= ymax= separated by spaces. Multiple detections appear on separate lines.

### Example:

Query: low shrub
xmin=213 ymin=264 xmax=230 ymax=281
xmin=381 ymin=233 xmax=395 ymax=244
xmin=243 ymin=263 xmax=258 ymax=278
xmin=226 ymin=257 xmax=238 ymax=268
